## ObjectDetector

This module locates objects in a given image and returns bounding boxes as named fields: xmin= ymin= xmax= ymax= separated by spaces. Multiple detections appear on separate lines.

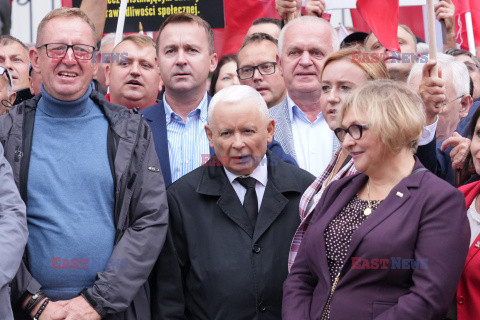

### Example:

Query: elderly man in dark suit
xmin=151 ymin=85 xmax=315 ymax=319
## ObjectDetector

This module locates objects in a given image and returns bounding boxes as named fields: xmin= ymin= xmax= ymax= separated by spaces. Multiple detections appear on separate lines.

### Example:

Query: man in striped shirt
xmin=141 ymin=13 xmax=217 ymax=186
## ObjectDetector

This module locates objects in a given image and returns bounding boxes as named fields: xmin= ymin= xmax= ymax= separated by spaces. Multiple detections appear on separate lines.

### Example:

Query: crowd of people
xmin=1 ymin=0 xmax=480 ymax=319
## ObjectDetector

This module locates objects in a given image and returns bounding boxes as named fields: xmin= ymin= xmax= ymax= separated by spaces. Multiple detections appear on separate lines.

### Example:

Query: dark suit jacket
xmin=151 ymin=151 xmax=314 ymax=319
xmin=141 ymin=99 xmax=297 ymax=187
xmin=283 ymin=157 xmax=469 ymax=320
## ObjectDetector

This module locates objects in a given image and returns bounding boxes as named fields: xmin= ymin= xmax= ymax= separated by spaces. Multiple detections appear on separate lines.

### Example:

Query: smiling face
xmin=215 ymin=60 xmax=239 ymax=93
xmin=157 ymin=21 xmax=217 ymax=98
xmin=320 ymin=59 xmax=369 ymax=130
xmin=470 ymin=116 xmax=480 ymax=175
xmin=279 ymin=20 xmax=334 ymax=95
xmin=364 ymin=26 xmax=417 ymax=82
xmin=238 ymin=40 xmax=286 ymax=107
xmin=341 ymin=108 xmax=387 ymax=175
xmin=205 ymin=99 xmax=274 ymax=176
xmin=30 ymin=16 xmax=97 ymax=101
xmin=106 ymin=40 xmax=160 ymax=109
xmin=0 ymin=41 xmax=30 ymax=91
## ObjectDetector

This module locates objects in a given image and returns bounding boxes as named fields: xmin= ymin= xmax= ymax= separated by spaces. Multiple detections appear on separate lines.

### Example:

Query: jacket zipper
xmin=116 ymin=115 xmax=144 ymax=239
xmin=321 ymin=271 xmax=341 ymax=320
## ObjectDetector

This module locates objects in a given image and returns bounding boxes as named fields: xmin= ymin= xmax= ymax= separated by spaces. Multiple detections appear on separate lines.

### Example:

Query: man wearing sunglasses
xmin=0 ymin=7 xmax=168 ymax=320
xmin=0 ymin=35 xmax=33 ymax=105
xmin=0 ymin=66 xmax=16 ymax=115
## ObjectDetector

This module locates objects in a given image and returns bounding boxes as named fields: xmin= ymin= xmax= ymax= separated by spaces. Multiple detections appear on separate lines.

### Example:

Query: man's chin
xmin=386 ymin=65 xmax=411 ymax=82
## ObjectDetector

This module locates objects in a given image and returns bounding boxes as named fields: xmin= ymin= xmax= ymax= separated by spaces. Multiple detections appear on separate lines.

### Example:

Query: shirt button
xmin=185 ymin=160 xmax=190 ymax=164
xmin=252 ymin=244 xmax=261 ymax=254
xmin=257 ymin=302 xmax=266 ymax=312
xmin=457 ymin=295 xmax=465 ymax=304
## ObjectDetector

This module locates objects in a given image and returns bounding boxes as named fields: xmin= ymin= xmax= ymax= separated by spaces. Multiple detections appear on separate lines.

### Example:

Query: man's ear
xmin=29 ymin=48 xmax=41 ymax=74
xmin=276 ymin=54 xmax=283 ymax=77
xmin=266 ymin=119 xmax=275 ymax=143
xmin=205 ymin=124 xmax=215 ymax=148
xmin=105 ymin=65 xmax=111 ymax=87
xmin=8 ymin=91 xmax=16 ymax=104
xmin=460 ymin=94 xmax=473 ymax=118
xmin=209 ymin=53 xmax=218 ymax=73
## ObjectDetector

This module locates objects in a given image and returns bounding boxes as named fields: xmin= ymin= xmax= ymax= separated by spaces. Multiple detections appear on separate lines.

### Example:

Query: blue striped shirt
xmin=164 ymin=92 xmax=211 ymax=183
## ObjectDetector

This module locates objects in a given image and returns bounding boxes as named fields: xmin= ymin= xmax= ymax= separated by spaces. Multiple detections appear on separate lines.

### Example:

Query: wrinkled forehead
xmin=39 ymin=17 xmax=96 ymax=46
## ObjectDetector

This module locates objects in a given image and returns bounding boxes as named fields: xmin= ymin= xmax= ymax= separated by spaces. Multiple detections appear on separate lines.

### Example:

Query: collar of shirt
xmin=163 ymin=91 xmax=209 ymax=125
xmin=223 ymin=155 xmax=268 ymax=188
xmin=286 ymin=93 xmax=325 ymax=125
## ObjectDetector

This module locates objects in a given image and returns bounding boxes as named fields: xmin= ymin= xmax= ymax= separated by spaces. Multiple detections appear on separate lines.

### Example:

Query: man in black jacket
xmin=0 ymin=7 xmax=167 ymax=320
xmin=151 ymin=85 xmax=315 ymax=319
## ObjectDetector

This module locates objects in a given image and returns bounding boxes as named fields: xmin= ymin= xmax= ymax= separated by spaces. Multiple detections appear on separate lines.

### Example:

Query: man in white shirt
xmin=151 ymin=85 xmax=314 ymax=319
xmin=270 ymin=16 xmax=340 ymax=176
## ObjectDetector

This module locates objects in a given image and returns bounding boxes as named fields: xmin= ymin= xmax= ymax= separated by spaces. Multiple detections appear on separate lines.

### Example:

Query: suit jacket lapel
xmin=197 ymin=162 xmax=254 ymax=238
xmin=311 ymin=174 xmax=367 ymax=284
xmin=142 ymin=101 xmax=172 ymax=186
xmin=465 ymin=233 xmax=480 ymax=268
xmin=253 ymin=180 xmax=288 ymax=243
xmin=269 ymin=98 xmax=297 ymax=161
xmin=344 ymin=183 xmax=411 ymax=264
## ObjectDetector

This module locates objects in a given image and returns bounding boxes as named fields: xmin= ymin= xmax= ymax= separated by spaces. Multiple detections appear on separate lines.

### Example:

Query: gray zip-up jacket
xmin=0 ymin=143 xmax=28 ymax=320
xmin=0 ymin=91 xmax=168 ymax=320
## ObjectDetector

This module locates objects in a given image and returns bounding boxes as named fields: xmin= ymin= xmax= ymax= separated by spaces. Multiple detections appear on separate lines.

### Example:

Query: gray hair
xmin=278 ymin=16 xmax=339 ymax=58
xmin=407 ymin=52 xmax=470 ymax=97
xmin=208 ymin=85 xmax=269 ymax=124
xmin=445 ymin=48 xmax=480 ymax=66
xmin=100 ymin=33 xmax=117 ymax=51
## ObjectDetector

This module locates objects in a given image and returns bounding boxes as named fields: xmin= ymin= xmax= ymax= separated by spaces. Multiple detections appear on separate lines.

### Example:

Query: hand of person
xmin=275 ymin=0 xmax=302 ymax=21
xmin=441 ymin=132 xmax=471 ymax=171
xmin=419 ymin=60 xmax=445 ymax=125
xmin=305 ymin=0 xmax=325 ymax=17
xmin=435 ymin=0 xmax=455 ymax=34
xmin=32 ymin=300 xmax=67 ymax=320
xmin=50 ymin=296 xmax=101 ymax=320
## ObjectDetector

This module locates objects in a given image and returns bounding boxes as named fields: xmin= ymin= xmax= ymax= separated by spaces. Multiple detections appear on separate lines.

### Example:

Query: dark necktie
xmin=236 ymin=176 xmax=258 ymax=225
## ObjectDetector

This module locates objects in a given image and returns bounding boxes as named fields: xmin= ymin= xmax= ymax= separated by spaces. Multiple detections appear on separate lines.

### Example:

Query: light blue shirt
xmin=287 ymin=94 xmax=337 ymax=177
xmin=164 ymin=92 xmax=211 ymax=183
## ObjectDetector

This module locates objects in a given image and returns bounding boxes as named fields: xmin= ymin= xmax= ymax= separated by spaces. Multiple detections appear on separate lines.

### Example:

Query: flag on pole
xmin=452 ymin=0 xmax=480 ymax=51
xmin=356 ymin=0 xmax=400 ymax=51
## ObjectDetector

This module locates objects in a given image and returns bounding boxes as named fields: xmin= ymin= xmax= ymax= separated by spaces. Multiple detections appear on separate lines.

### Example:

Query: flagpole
xmin=426 ymin=0 xmax=438 ymax=77
xmin=114 ymin=0 xmax=128 ymax=47
xmin=465 ymin=12 xmax=476 ymax=55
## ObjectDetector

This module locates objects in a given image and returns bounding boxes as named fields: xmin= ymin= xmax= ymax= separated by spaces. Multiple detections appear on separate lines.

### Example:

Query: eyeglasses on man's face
xmin=37 ymin=43 xmax=96 ymax=60
xmin=0 ymin=66 xmax=12 ymax=88
xmin=334 ymin=124 xmax=369 ymax=142
xmin=236 ymin=62 xmax=277 ymax=80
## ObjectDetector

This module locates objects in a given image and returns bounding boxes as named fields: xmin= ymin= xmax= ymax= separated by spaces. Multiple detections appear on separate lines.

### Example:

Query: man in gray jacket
xmin=0 ymin=143 xmax=28 ymax=320
xmin=0 ymin=7 xmax=168 ymax=320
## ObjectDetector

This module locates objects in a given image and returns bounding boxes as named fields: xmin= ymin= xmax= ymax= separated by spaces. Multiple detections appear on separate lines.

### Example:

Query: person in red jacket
xmin=458 ymin=105 xmax=480 ymax=319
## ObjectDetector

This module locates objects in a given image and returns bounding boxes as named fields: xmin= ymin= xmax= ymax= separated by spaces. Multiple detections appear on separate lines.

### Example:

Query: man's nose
xmin=299 ymin=51 xmax=313 ymax=66
xmin=232 ymin=133 xmax=245 ymax=149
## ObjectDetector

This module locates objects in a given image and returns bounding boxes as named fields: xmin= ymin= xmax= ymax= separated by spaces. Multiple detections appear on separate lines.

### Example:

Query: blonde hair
xmin=321 ymin=47 xmax=389 ymax=80
xmin=114 ymin=34 xmax=155 ymax=52
xmin=36 ymin=7 xmax=97 ymax=46
xmin=339 ymin=79 xmax=425 ymax=152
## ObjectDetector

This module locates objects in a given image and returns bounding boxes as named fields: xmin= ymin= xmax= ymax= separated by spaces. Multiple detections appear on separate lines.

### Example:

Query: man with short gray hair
xmin=152 ymin=85 xmax=314 ymax=319
xmin=271 ymin=16 xmax=340 ymax=176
